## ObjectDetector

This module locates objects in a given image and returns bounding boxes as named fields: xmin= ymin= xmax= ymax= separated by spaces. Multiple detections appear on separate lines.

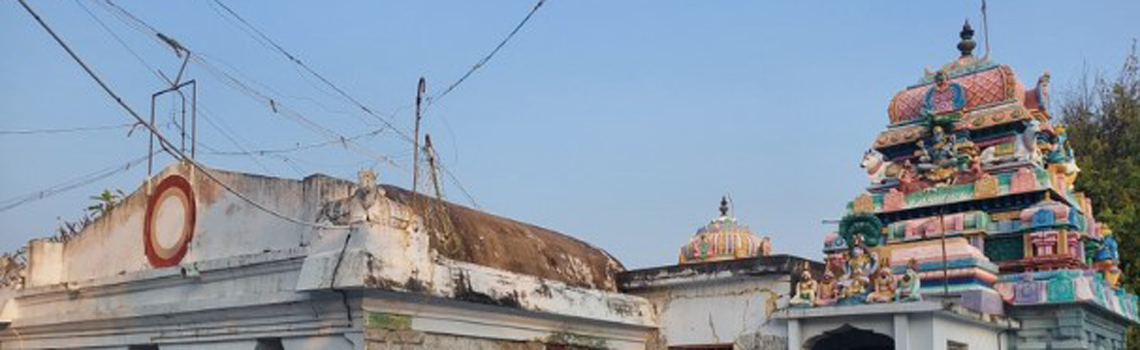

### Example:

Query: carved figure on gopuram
xmin=790 ymin=262 xmax=818 ymax=308
xmin=814 ymin=268 xmax=839 ymax=306
xmin=1037 ymin=124 xmax=1081 ymax=184
xmin=840 ymin=269 xmax=870 ymax=304
xmin=846 ymin=234 xmax=878 ymax=276
xmin=867 ymin=265 xmax=898 ymax=303
xmin=921 ymin=70 xmax=968 ymax=120
xmin=1093 ymin=230 xmax=1123 ymax=288
xmin=861 ymin=149 xmax=904 ymax=185
xmin=895 ymin=258 xmax=922 ymax=302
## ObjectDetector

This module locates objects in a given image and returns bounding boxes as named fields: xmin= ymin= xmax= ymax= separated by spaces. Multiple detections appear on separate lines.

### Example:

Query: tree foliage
xmin=50 ymin=188 xmax=125 ymax=243
xmin=1058 ymin=41 xmax=1140 ymax=348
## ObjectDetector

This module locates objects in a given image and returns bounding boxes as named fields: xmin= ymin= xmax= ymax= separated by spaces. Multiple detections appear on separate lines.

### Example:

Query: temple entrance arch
xmin=803 ymin=324 xmax=894 ymax=350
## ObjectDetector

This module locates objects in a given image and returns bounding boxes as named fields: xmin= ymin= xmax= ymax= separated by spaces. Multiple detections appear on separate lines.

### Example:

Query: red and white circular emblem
xmin=144 ymin=174 xmax=196 ymax=267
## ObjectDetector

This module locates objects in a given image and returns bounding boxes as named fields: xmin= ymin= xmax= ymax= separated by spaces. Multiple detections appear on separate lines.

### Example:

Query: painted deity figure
xmin=915 ymin=140 xmax=933 ymax=171
xmin=896 ymin=258 xmax=922 ymax=302
xmin=867 ymin=265 xmax=897 ymax=303
xmin=1096 ymin=233 xmax=1120 ymax=262
xmin=814 ymin=268 xmax=840 ymax=306
xmin=846 ymin=234 xmax=877 ymax=276
xmin=1042 ymin=125 xmax=1081 ymax=181
xmin=913 ymin=125 xmax=963 ymax=185
xmin=922 ymin=70 xmax=967 ymax=117
xmin=1021 ymin=120 xmax=1044 ymax=165
xmin=841 ymin=269 xmax=870 ymax=301
xmin=932 ymin=127 xmax=953 ymax=163
xmin=1044 ymin=125 xmax=1074 ymax=163
xmin=790 ymin=264 xmax=818 ymax=307
xmin=953 ymin=137 xmax=983 ymax=175
xmin=896 ymin=160 xmax=924 ymax=192
xmin=826 ymin=252 xmax=848 ymax=279
xmin=696 ymin=235 xmax=710 ymax=260
xmin=1106 ymin=264 xmax=1123 ymax=289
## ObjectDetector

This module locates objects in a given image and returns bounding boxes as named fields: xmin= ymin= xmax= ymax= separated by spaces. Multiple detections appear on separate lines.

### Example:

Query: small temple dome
xmin=678 ymin=197 xmax=772 ymax=264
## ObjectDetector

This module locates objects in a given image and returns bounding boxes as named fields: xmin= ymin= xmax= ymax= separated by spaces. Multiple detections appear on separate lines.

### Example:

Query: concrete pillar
xmin=893 ymin=313 xmax=909 ymax=350
xmin=27 ymin=240 xmax=64 ymax=287
xmin=787 ymin=319 xmax=801 ymax=350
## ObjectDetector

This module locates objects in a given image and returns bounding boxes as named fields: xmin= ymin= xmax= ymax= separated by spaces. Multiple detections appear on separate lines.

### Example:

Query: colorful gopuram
xmin=798 ymin=21 xmax=1137 ymax=326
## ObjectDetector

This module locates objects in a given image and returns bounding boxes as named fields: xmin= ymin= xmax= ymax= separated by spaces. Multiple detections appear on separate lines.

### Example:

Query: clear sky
xmin=2 ymin=1 xmax=1138 ymax=269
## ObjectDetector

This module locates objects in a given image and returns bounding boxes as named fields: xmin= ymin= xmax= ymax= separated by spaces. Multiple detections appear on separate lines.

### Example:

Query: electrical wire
xmin=76 ymin=0 xmax=291 ymax=178
xmin=91 ymin=0 xmax=479 ymax=207
xmin=73 ymin=0 xmax=163 ymax=81
xmin=426 ymin=0 xmax=547 ymax=108
xmin=202 ymin=127 xmax=386 ymax=157
xmin=197 ymin=108 xmax=278 ymax=175
xmin=17 ymin=0 xmax=344 ymax=229
xmin=205 ymin=0 xmax=487 ymax=208
xmin=208 ymin=0 xmax=411 ymax=141
xmin=0 ymin=151 xmax=154 ymax=213
xmin=92 ymin=0 xmax=404 ymax=170
xmin=0 ymin=122 xmax=141 ymax=135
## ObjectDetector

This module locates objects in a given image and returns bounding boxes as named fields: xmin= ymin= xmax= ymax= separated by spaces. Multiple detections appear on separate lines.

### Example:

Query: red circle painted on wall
xmin=144 ymin=174 xmax=196 ymax=267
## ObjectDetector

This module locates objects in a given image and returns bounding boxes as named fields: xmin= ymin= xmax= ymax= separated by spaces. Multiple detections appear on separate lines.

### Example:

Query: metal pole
xmin=180 ymin=86 xmax=187 ymax=154
xmin=413 ymin=78 xmax=425 ymax=197
xmin=149 ymin=94 xmax=157 ymax=177
xmin=191 ymin=81 xmax=197 ymax=159
xmin=426 ymin=134 xmax=443 ymax=199
xmin=981 ymin=0 xmax=991 ymax=59
xmin=940 ymin=206 xmax=950 ymax=297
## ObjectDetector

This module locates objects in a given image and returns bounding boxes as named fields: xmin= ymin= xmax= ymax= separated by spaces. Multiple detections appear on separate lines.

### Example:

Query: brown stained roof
xmin=379 ymin=185 xmax=625 ymax=292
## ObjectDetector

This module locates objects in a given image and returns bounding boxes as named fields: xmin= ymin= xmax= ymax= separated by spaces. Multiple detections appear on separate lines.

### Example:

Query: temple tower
xmin=777 ymin=22 xmax=1137 ymax=350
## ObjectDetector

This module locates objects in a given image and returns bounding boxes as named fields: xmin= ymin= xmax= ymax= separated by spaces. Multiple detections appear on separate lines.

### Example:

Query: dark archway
xmin=804 ymin=324 xmax=894 ymax=350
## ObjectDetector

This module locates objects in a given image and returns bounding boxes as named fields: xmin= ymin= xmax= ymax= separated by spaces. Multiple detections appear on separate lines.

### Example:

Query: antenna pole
xmin=982 ymin=0 xmax=991 ymax=58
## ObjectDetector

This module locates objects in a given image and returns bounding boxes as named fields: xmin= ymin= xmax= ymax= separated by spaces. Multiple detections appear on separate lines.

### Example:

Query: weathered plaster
xmin=0 ymin=163 xmax=659 ymax=349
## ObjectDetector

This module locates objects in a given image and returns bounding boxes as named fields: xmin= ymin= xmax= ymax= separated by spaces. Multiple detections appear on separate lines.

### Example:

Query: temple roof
xmin=376 ymin=183 xmax=626 ymax=291
xmin=874 ymin=22 xmax=1050 ymax=150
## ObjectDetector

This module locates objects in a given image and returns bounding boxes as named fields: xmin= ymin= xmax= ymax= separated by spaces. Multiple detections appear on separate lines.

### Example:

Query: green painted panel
xmin=1048 ymin=275 xmax=1076 ymax=302
xmin=984 ymin=236 xmax=1024 ymax=262
xmin=366 ymin=311 xmax=412 ymax=330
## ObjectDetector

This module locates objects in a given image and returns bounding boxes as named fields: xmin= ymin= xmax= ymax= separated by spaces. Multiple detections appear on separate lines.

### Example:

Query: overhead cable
xmin=0 ymin=122 xmax=143 ymax=135
xmin=203 ymin=128 xmax=386 ymax=157
xmin=0 ymin=151 xmax=153 ymax=213
xmin=91 ymin=0 xmax=403 ymax=170
xmin=76 ymin=2 xmax=288 ymax=177
xmin=209 ymin=0 xmax=412 ymax=142
xmin=92 ymin=0 xmax=478 ymax=207
xmin=17 ymin=0 xmax=344 ymax=229
xmin=427 ymin=0 xmax=547 ymax=108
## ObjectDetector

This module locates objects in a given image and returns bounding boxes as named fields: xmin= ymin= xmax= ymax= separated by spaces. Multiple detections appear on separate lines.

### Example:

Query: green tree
xmin=1059 ymin=41 xmax=1140 ymax=348
xmin=86 ymin=188 xmax=125 ymax=219
xmin=50 ymin=188 xmax=124 ymax=243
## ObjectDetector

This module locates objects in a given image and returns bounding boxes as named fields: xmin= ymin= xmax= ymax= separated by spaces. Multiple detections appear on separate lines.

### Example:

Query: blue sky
xmin=2 ymin=1 xmax=1138 ymax=269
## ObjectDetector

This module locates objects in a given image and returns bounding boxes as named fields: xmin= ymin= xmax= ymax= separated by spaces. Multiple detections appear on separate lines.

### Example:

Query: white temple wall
xmin=2 ymin=164 xmax=659 ymax=349
xmin=55 ymin=165 xmax=338 ymax=284
xmin=787 ymin=306 xmax=1011 ymax=350
xmin=930 ymin=316 xmax=1005 ymax=350
xmin=362 ymin=292 xmax=655 ymax=350
xmin=635 ymin=275 xmax=788 ymax=349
